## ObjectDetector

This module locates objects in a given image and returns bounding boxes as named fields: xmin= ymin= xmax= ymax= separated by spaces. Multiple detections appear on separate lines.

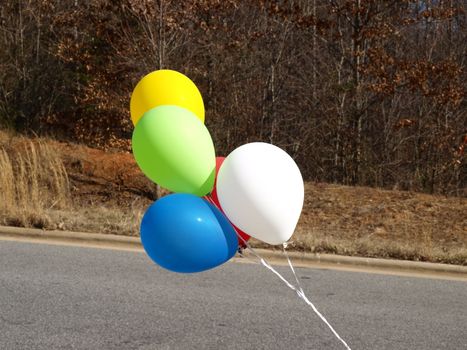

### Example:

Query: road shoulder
xmin=1 ymin=225 xmax=466 ymax=281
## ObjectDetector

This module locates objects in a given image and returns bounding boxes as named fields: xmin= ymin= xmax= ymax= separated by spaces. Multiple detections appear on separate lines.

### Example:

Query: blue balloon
xmin=140 ymin=193 xmax=238 ymax=273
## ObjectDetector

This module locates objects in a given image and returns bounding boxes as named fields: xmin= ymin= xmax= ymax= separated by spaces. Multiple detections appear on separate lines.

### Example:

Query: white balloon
xmin=217 ymin=142 xmax=304 ymax=245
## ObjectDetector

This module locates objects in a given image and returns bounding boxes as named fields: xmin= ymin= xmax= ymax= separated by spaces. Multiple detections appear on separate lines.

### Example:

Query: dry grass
xmin=46 ymin=201 xmax=145 ymax=236
xmin=0 ymin=131 xmax=144 ymax=234
xmin=0 ymin=133 xmax=70 ymax=228
xmin=278 ymin=230 xmax=467 ymax=266
xmin=1 ymin=130 xmax=466 ymax=265
xmin=272 ymin=183 xmax=467 ymax=265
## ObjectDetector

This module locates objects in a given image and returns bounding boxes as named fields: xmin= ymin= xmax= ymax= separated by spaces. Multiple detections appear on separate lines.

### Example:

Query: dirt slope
xmin=1 ymin=131 xmax=466 ymax=264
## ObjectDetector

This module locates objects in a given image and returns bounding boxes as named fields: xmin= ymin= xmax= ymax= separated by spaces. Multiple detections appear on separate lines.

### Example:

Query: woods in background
xmin=0 ymin=0 xmax=465 ymax=195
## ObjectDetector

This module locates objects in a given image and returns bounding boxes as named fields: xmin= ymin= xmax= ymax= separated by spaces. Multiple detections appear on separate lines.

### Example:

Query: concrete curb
xmin=1 ymin=225 xmax=466 ymax=278
xmin=0 ymin=225 xmax=142 ymax=249
xmin=246 ymin=249 xmax=467 ymax=276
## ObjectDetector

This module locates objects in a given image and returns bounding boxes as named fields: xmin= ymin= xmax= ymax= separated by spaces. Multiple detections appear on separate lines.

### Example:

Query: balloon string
xmin=205 ymin=194 xmax=352 ymax=349
xmin=281 ymin=244 xmax=352 ymax=350
xmin=237 ymin=236 xmax=352 ymax=350
xmin=282 ymin=243 xmax=304 ymax=293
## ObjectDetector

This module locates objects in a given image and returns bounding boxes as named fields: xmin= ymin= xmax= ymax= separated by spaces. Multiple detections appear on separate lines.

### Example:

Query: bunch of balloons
xmin=130 ymin=70 xmax=304 ymax=273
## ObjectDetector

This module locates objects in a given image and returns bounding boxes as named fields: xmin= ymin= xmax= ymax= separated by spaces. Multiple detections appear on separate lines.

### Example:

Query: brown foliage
xmin=0 ymin=0 xmax=465 ymax=195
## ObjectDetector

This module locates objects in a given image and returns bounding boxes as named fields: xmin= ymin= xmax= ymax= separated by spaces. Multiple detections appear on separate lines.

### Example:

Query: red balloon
xmin=207 ymin=157 xmax=250 ymax=248
xmin=210 ymin=157 xmax=225 ymax=206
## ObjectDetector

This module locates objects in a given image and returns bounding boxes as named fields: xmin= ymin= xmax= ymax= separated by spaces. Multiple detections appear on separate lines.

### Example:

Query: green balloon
xmin=132 ymin=105 xmax=216 ymax=196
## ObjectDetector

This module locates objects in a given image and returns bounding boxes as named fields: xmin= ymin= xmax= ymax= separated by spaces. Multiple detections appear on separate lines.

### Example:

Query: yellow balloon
xmin=130 ymin=70 xmax=205 ymax=126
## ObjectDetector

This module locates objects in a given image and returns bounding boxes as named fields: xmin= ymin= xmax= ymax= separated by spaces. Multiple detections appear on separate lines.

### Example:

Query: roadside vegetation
xmin=0 ymin=130 xmax=143 ymax=234
xmin=0 ymin=2 xmax=465 ymax=265
xmin=1 ymin=131 xmax=465 ymax=265
xmin=1 ymin=1 xmax=465 ymax=196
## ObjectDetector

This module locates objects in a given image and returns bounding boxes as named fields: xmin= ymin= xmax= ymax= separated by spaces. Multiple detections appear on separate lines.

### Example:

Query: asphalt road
xmin=0 ymin=241 xmax=466 ymax=350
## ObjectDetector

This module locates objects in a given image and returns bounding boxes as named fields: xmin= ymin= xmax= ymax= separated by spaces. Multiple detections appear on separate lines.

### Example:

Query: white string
xmin=206 ymin=195 xmax=352 ymax=349
xmin=281 ymin=243 xmax=352 ymax=350
xmin=282 ymin=243 xmax=304 ymax=293
xmin=237 ymin=237 xmax=352 ymax=350
xmin=294 ymin=288 xmax=352 ymax=350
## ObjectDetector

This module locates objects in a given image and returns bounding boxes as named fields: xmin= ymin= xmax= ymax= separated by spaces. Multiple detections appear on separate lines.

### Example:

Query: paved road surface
xmin=0 ymin=241 xmax=466 ymax=350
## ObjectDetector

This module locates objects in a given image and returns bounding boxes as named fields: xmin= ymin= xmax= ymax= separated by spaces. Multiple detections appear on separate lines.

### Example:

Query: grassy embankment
xmin=0 ymin=130 xmax=466 ymax=265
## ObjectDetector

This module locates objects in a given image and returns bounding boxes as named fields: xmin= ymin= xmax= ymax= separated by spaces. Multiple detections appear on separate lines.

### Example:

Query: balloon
xmin=210 ymin=157 xmax=227 ymax=205
xmin=208 ymin=157 xmax=251 ymax=247
xmin=130 ymin=69 xmax=205 ymax=126
xmin=140 ymin=194 xmax=238 ymax=273
xmin=132 ymin=105 xmax=216 ymax=196
xmin=216 ymin=143 xmax=304 ymax=245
